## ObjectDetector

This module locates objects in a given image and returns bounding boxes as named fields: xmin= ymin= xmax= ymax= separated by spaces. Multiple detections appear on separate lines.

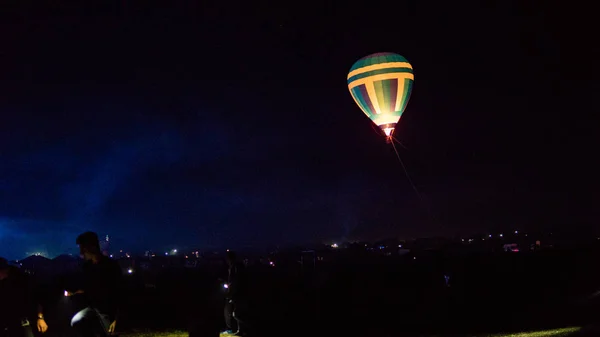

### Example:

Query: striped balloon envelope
xmin=347 ymin=52 xmax=414 ymax=142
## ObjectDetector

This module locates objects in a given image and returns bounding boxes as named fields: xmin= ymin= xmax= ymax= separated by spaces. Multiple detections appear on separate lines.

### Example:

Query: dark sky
xmin=0 ymin=2 xmax=593 ymax=259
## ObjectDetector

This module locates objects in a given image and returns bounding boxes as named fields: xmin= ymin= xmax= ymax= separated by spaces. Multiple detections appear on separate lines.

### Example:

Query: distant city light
xmin=398 ymin=244 xmax=402 ymax=248
xmin=127 ymin=269 xmax=133 ymax=274
xmin=515 ymin=230 xmax=519 ymax=234
xmin=489 ymin=234 xmax=492 ymax=238
xmin=331 ymin=243 xmax=339 ymax=248
xmin=500 ymin=234 xmax=504 ymax=237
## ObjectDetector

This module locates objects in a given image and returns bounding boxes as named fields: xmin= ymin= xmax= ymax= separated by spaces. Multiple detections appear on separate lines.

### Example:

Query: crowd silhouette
xmin=3 ymin=232 xmax=600 ymax=337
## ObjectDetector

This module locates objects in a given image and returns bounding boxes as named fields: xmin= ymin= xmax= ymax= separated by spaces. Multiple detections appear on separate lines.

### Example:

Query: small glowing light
xmin=165 ymin=252 xmax=168 ymax=256
xmin=223 ymin=284 xmax=229 ymax=289
xmin=64 ymin=290 xmax=68 ymax=297
xmin=515 ymin=230 xmax=519 ymax=234
xmin=398 ymin=244 xmax=402 ymax=248
xmin=500 ymin=234 xmax=504 ymax=237
xmin=185 ymin=256 xmax=189 ymax=259
xmin=413 ymin=257 xmax=416 ymax=260
xmin=489 ymin=234 xmax=492 ymax=238
xmin=331 ymin=243 xmax=339 ymax=248
xmin=383 ymin=127 xmax=394 ymax=136
xmin=173 ymin=249 xmax=177 ymax=253
xmin=269 ymin=261 xmax=274 ymax=266
xmin=110 ymin=254 xmax=113 ymax=258
xmin=127 ymin=269 xmax=133 ymax=274
xmin=461 ymin=239 xmax=465 ymax=242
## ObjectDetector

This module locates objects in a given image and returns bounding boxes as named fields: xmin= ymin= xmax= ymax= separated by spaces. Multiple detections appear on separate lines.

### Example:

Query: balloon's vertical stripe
xmin=365 ymin=81 xmax=381 ymax=115
xmin=388 ymin=79 xmax=398 ymax=114
xmin=394 ymin=77 xmax=406 ymax=112
xmin=373 ymin=80 xmax=387 ymax=114
xmin=357 ymin=84 xmax=376 ymax=117
xmin=399 ymin=78 xmax=413 ymax=114
xmin=351 ymin=86 xmax=371 ymax=118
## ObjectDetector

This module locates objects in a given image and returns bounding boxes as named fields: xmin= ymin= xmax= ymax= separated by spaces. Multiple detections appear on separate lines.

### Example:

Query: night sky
xmin=0 ymin=2 xmax=593 ymax=259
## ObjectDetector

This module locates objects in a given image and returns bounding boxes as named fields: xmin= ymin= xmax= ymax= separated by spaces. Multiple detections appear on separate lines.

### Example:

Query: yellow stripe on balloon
xmin=394 ymin=78 xmax=406 ymax=112
xmin=347 ymin=72 xmax=414 ymax=90
xmin=365 ymin=81 xmax=382 ymax=115
xmin=347 ymin=62 xmax=413 ymax=79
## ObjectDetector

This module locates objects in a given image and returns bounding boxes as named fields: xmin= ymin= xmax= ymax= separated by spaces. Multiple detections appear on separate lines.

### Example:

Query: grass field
xmin=121 ymin=326 xmax=581 ymax=337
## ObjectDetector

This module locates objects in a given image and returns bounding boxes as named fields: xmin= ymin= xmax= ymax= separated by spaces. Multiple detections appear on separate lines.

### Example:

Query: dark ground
xmin=34 ymin=246 xmax=600 ymax=337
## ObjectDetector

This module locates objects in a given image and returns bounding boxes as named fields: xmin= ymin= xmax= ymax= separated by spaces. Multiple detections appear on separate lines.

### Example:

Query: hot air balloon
xmin=347 ymin=52 xmax=414 ymax=143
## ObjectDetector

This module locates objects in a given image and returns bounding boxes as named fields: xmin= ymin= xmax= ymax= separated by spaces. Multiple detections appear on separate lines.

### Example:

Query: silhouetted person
xmin=66 ymin=232 xmax=123 ymax=337
xmin=222 ymin=251 xmax=248 ymax=336
xmin=0 ymin=257 xmax=48 ymax=337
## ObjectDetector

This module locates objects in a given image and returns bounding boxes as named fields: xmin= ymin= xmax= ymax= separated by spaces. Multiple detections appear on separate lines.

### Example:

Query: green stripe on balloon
xmin=399 ymin=78 xmax=414 ymax=113
xmin=350 ymin=86 xmax=373 ymax=118
xmin=349 ymin=52 xmax=410 ymax=72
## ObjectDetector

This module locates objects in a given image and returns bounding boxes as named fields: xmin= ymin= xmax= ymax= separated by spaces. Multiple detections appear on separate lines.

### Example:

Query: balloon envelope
xmin=347 ymin=52 xmax=414 ymax=139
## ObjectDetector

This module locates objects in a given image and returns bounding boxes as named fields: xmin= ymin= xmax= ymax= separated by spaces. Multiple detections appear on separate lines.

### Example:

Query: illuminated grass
xmin=123 ymin=326 xmax=582 ymax=337
xmin=484 ymin=327 xmax=581 ymax=337
xmin=122 ymin=330 xmax=187 ymax=337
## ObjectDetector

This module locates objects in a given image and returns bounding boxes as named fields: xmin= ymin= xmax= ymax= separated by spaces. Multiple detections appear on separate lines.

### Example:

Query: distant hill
xmin=21 ymin=254 xmax=51 ymax=264
xmin=52 ymin=254 xmax=80 ymax=263
xmin=20 ymin=255 xmax=52 ymax=270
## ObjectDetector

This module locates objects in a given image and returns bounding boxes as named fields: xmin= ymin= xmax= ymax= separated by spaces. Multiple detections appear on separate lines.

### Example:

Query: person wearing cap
xmin=66 ymin=232 xmax=124 ymax=337
xmin=0 ymin=257 xmax=48 ymax=337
